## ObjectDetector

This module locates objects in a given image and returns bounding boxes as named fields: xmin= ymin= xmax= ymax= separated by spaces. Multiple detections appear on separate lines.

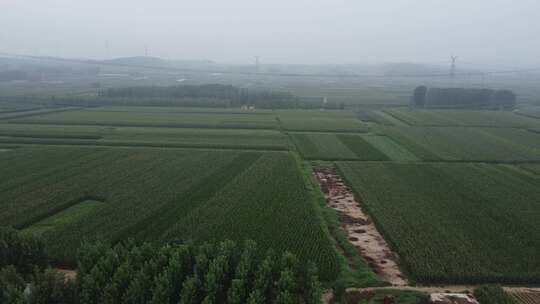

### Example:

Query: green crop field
xmin=22 ymin=199 xmax=104 ymax=236
xmin=381 ymin=126 xmax=540 ymax=161
xmin=0 ymin=145 xmax=344 ymax=281
xmin=9 ymin=108 xmax=279 ymax=129
xmin=0 ymin=123 xmax=287 ymax=150
xmin=361 ymin=135 xmax=419 ymax=161
xmin=290 ymin=132 xmax=388 ymax=160
xmin=337 ymin=161 xmax=540 ymax=284
xmin=516 ymin=106 xmax=540 ymax=119
xmin=2 ymin=98 xmax=540 ymax=291
xmin=519 ymin=164 xmax=540 ymax=175
xmin=277 ymin=110 xmax=368 ymax=132
xmin=383 ymin=108 xmax=540 ymax=128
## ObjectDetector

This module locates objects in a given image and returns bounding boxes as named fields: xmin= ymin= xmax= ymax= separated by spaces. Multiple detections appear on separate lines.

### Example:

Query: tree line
xmin=1 ymin=227 xmax=322 ymax=304
xmin=0 ymin=84 xmax=348 ymax=110
xmin=412 ymin=86 xmax=517 ymax=109
xmin=99 ymin=84 xmax=299 ymax=109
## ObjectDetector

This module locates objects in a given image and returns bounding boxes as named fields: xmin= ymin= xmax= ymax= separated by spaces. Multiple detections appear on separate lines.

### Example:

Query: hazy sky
xmin=1 ymin=0 xmax=539 ymax=66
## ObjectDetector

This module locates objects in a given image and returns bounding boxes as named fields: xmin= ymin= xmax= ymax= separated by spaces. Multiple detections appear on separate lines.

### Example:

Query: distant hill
xmin=102 ymin=56 xmax=215 ymax=69
xmin=382 ymin=62 xmax=449 ymax=76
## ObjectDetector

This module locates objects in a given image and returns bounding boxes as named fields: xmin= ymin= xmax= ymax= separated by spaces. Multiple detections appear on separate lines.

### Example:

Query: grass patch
xmin=22 ymin=199 xmax=103 ymax=235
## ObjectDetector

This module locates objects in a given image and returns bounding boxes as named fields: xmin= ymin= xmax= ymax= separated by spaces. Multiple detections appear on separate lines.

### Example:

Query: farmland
xmin=1 ymin=98 xmax=540 ymax=294
xmin=10 ymin=107 xmax=279 ymax=129
xmin=0 ymin=123 xmax=287 ymax=150
xmin=277 ymin=110 xmax=368 ymax=132
xmin=383 ymin=108 xmax=540 ymax=128
xmin=290 ymin=132 xmax=389 ymax=160
xmin=0 ymin=145 xmax=344 ymax=281
xmin=337 ymin=161 xmax=540 ymax=284
xmin=379 ymin=126 xmax=540 ymax=161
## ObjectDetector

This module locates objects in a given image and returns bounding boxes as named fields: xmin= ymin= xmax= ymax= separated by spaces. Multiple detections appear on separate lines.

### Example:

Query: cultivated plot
xmin=383 ymin=108 xmax=540 ymax=128
xmin=11 ymin=108 xmax=279 ymax=129
xmin=290 ymin=132 xmax=389 ymax=161
xmin=277 ymin=110 xmax=368 ymax=132
xmin=0 ymin=146 xmax=341 ymax=280
xmin=381 ymin=126 xmax=540 ymax=161
xmin=337 ymin=161 xmax=540 ymax=284
xmin=0 ymin=123 xmax=288 ymax=150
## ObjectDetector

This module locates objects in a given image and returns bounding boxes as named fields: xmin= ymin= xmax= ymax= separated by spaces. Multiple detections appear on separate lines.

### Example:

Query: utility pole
xmin=450 ymin=55 xmax=458 ymax=86
xmin=254 ymin=56 xmax=260 ymax=73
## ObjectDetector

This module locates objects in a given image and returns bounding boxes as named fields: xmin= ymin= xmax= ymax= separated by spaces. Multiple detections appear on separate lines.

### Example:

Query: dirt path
xmin=312 ymin=167 xmax=540 ymax=303
xmin=336 ymin=287 xmax=540 ymax=304
xmin=313 ymin=167 xmax=407 ymax=286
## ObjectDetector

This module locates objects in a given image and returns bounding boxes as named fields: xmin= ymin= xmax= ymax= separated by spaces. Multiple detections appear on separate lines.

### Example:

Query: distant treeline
xmin=0 ymin=84 xmax=347 ymax=109
xmin=0 ymin=227 xmax=322 ymax=304
xmin=412 ymin=86 xmax=517 ymax=109
xmin=96 ymin=84 xmax=343 ymax=110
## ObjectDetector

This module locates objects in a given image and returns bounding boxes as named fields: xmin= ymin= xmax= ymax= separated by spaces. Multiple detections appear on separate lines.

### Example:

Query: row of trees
xmin=96 ymin=84 xmax=345 ymax=110
xmin=1 ymin=227 xmax=75 ymax=303
xmin=99 ymin=84 xmax=301 ymax=109
xmin=0 ymin=84 xmax=347 ymax=110
xmin=76 ymin=240 xmax=322 ymax=304
xmin=1 ymin=227 xmax=322 ymax=304
xmin=412 ymin=86 xmax=517 ymax=109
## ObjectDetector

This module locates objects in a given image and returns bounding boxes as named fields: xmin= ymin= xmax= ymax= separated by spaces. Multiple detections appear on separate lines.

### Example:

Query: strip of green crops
xmin=0 ymin=146 xmax=342 ymax=281
xmin=337 ymin=161 xmax=540 ymax=284
xmin=11 ymin=109 xmax=279 ymax=129
xmin=384 ymin=108 xmax=540 ymax=128
xmin=22 ymin=200 xmax=103 ymax=235
xmin=382 ymin=126 xmax=540 ymax=161
xmin=0 ymin=123 xmax=288 ymax=150
xmin=277 ymin=110 xmax=368 ymax=132
xmin=289 ymin=133 xmax=388 ymax=161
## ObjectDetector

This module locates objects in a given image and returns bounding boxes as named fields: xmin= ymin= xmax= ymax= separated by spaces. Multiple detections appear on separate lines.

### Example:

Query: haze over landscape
xmin=2 ymin=0 xmax=540 ymax=66
xmin=1 ymin=1 xmax=540 ymax=303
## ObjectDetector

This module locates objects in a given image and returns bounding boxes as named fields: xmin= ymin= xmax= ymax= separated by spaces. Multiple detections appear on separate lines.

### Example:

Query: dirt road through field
xmin=313 ymin=167 xmax=407 ymax=286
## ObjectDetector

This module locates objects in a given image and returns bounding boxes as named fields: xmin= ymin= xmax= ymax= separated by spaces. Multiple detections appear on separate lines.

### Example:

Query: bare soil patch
xmin=313 ymin=167 xmax=407 ymax=286
xmin=505 ymin=288 xmax=540 ymax=304
xmin=56 ymin=268 xmax=77 ymax=281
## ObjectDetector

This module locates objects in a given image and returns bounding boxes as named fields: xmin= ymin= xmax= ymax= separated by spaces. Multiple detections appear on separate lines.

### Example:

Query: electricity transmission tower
xmin=450 ymin=55 xmax=458 ymax=86
xmin=254 ymin=56 xmax=260 ymax=73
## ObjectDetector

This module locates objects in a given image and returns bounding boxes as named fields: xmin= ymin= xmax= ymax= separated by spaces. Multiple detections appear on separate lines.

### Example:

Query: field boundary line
xmin=3 ymin=120 xmax=279 ymax=130
xmin=0 ymin=139 xmax=289 ymax=152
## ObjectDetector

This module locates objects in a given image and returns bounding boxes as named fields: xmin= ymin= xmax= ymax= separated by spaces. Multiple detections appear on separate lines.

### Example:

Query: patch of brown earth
xmin=430 ymin=293 xmax=478 ymax=304
xmin=505 ymin=288 xmax=540 ymax=304
xmin=55 ymin=268 xmax=76 ymax=281
xmin=313 ymin=167 xmax=407 ymax=286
